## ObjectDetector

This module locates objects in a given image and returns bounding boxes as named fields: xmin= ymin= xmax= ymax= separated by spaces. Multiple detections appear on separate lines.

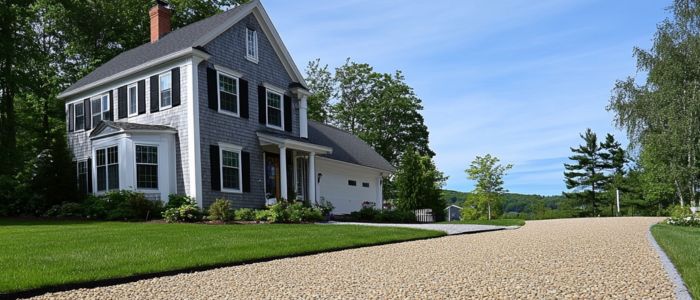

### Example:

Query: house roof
xmin=90 ymin=121 xmax=176 ymax=138
xmin=307 ymin=121 xmax=396 ymax=173
xmin=59 ymin=0 xmax=305 ymax=99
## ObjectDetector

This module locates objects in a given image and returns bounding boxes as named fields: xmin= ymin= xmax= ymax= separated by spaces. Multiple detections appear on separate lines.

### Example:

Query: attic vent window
xmin=246 ymin=28 xmax=258 ymax=63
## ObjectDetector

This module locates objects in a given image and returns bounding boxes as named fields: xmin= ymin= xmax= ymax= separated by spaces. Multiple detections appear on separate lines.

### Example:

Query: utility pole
xmin=616 ymin=189 xmax=620 ymax=216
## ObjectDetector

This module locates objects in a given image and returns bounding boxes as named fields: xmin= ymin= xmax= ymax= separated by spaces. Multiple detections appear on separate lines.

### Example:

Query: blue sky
xmin=264 ymin=0 xmax=670 ymax=195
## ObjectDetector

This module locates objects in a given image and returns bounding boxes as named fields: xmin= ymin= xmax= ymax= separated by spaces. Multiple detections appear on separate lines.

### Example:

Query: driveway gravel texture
xmin=29 ymin=217 xmax=675 ymax=299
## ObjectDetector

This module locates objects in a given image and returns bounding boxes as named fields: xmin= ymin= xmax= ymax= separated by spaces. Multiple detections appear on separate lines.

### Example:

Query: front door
xmin=265 ymin=153 xmax=280 ymax=204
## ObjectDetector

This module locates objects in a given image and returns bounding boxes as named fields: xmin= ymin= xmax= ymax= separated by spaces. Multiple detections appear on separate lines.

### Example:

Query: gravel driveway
xmin=30 ymin=217 xmax=675 ymax=299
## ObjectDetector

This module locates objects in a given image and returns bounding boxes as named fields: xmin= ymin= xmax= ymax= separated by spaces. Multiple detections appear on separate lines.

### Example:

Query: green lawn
xmin=439 ymin=218 xmax=525 ymax=226
xmin=651 ymin=224 xmax=700 ymax=299
xmin=0 ymin=219 xmax=444 ymax=294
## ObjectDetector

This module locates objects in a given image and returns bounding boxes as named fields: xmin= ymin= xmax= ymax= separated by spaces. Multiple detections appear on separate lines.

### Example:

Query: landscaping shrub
xmin=669 ymin=205 xmax=691 ymax=218
xmin=208 ymin=199 xmax=233 ymax=221
xmin=349 ymin=207 xmax=378 ymax=222
xmin=166 ymin=194 xmax=194 ymax=210
xmin=667 ymin=204 xmax=699 ymax=227
xmin=103 ymin=191 xmax=163 ymax=220
xmin=315 ymin=200 xmax=334 ymax=218
xmin=235 ymin=208 xmax=256 ymax=221
xmin=82 ymin=195 xmax=108 ymax=219
xmin=57 ymin=202 xmax=83 ymax=218
xmin=163 ymin=196 xmax=202 ymax=223
xmin=375 ymin=209 xmax=416 ymax=223
xmin=266 ymin=201 xmax=324 ymax=223
xmin=254 ymin=209 xmax=271 ymax=222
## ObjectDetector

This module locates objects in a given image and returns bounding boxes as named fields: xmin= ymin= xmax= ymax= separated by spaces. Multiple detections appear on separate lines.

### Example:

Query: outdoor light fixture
xmin=317 ymin=173 xmax=322 ymax=183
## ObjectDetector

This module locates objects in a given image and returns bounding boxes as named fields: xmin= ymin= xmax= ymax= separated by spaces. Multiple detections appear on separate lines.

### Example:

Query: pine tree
xmin=564 ymin=129 xmax=609 ymax=216
xmin=394 ymin=147 xmax=446 ymax=217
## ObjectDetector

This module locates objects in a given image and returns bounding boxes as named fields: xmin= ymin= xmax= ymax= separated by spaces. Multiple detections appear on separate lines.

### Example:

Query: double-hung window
xmin=74 ymin=102 xmax=85 ymax=131
xmin=246 ymin=28 xmax=258 ymax=62
xmin=76 ymin=160 xmax=88 ymax=193
xmin=91 ymin=94 xmax=109 ymax=125
xmin=135 ymin=145 xmax=158 ymax=189
xmin=218 ymin=72 xmax=239 ymax=115
xmin=266 ymin=90 xmax=283 ymax=129
xmin=128 ymin=83 xmax=138 ymax=116
xmin=96 ymin=146 xmax=119 ymax=191
xmin=220 ymin=146 xmax=242 ymax=192
xmin=159 ymin=72 xmax=172 ymax=108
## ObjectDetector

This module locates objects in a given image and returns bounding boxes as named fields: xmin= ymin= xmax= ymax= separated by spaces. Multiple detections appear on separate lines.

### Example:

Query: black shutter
xmin=84 ymin=98 xmax=91 ymax=130
xmin=210 ymin=145 xmax=221 ymax=191
xmin=172 ymin=67 xmax=181 ymax=107
xmin=242 ymin=151 xmax=250 ymax=192
xmin=258 ymin=85 xmax=266 ymax=124
xmin=68 ymin=103 xmax=74 ymax=132
xmin=138 ymin=80 xmax=146 ymax=115
xmin=87 ymin=158 xmax=93 ymax=193
xmin=118 ymin=85 xmax=127 ymax=119
xmin=207 ymin=67 xmax=217 ymax=110
xmin=108 ymin=90 xmax=114 ymax=121
xmin=239 ymin=79 xmax=249 ymax=119
xmin=150 ymin=75 xmax=159 ymax=113
xmin=284 ymin=95 xmax=292 ymax=132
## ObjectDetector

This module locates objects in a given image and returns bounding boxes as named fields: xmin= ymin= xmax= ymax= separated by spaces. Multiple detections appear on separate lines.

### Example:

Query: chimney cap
xmin=155 ymin=0 xmax=169 ymax=7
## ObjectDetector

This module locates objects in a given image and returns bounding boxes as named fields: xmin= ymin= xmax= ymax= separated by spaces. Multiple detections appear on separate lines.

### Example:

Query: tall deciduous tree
xmin=609 ymin=0 xmax=700 ymax=208
xmin=332 ymin=59 xmax=377 ymax=134
xmin=304 ymin=58 xmax=333 ymax=123
xmin=466 ymin=154 xmax=512 ymax=220
xmin=394 ymin=147 xmax=446 ymax=217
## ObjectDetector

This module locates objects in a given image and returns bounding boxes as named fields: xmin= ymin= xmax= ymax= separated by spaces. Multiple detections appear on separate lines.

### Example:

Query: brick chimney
xmin=149 ymin=1 xmax=171 ymax=43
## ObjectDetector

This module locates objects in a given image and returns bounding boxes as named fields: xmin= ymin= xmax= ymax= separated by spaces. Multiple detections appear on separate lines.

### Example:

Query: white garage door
xmin=316 ymin=158 xmax=382 ymax=214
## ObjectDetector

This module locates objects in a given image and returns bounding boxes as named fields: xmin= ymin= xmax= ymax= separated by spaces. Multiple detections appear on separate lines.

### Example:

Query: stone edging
xmin=647 ymin=225 xmax=692 ymax=300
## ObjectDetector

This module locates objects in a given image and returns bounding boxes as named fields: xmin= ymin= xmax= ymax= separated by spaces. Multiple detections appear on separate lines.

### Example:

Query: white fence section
xmin=414 ymin=209 xmax=434 ymax=223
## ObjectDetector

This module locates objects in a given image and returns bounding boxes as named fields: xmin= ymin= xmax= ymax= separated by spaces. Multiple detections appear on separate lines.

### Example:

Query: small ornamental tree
xmin=466 ymin=154 xmax=513 ymax=220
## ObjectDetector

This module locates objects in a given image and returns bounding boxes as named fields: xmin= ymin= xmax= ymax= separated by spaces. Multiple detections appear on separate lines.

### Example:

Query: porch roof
xmin=256 ymin=131 xmax=332 ymax=154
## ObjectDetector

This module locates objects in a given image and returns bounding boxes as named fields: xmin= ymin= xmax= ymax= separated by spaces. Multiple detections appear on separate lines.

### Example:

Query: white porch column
xmin=279 ymin=145 xmax=288 ymax=200
xmin=308 ymin=152 xmax=316 ymax=204
xmin=377 ymin=175 xmax=383 ymax=209
xmin=300 ymin=95 xmax=308 ymax=138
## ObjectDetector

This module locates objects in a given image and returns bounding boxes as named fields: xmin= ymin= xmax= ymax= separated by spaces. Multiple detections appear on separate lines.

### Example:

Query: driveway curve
xmin=30 ymin=217 xmax=675 ymax=299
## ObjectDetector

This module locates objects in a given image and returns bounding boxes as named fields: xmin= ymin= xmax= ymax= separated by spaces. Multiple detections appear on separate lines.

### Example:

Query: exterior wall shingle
xmin=198 ymin=14 xmax=300 ymax=208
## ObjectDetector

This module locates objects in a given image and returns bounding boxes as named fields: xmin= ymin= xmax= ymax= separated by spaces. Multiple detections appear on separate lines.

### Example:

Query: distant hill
xmin=441 ymin=189 xmax=569 ymax=213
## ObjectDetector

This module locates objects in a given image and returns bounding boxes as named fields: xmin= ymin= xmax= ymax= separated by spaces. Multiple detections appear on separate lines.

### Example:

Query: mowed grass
xmin=0 ymin=219 xmax=444 ymax=294
xmin=439 ymin=218 xmax=525 ymax=226
xmin=651 ymin=224 xmax=700 ymax=299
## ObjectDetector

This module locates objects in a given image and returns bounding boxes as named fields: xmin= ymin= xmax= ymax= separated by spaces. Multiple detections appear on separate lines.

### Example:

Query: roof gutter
xmin=58 ymin=47 xmax=211 ymax=100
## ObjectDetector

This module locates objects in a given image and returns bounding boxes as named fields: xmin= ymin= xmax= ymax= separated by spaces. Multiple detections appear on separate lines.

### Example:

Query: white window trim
xmin=245 ymin=28 xmax=258 ymax=63
xmin=219 ymin=143 xmax=243 ymax=194
xmin=216 ymin=71 xmax=240 ymax=117
xmin=74 ymin=102 xmax=85 ymax=132
xmin=159 ymin=72 xmax=172 ymax=110
xmin=265 ymin=89 xmax=284 ymax=131
xmin=127 ymin=83 xmax=139 ymax=117
xmin=95 ymin=146 xmax=119 ymax=192
xmin=134 ymin=144 xmax=159 ymax=191
xmin=90 ymin=93 xmax=109 ymax=127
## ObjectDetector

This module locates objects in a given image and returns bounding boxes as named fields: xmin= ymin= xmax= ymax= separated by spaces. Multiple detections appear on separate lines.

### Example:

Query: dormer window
xmin=246 ymin=28 xmax=258 ymax=63
xmin=159 ymin=72 xmax=172 ymax=108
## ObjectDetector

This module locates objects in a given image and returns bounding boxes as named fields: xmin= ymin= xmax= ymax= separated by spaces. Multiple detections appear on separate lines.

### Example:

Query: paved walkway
xmin=31 ymin=217 xmax=676 ymax=299
xmin=322 ymin=221 xmax=508 ymax=235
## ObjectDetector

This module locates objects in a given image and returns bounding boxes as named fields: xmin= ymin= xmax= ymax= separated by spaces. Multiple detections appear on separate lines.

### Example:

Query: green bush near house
xmin=266 ymin=201 xmax=325 ymax=223
xmin=234 ymin=208 xmax=256 ymax=221
xmin=254 ymin=209 xmax=271 ymax=221
xmin=162 ymin=197 xmax=202 ymax=223
xmin=207 ymin=199 xmax=233 ymax=221
xmin=166 ymin=194 xmax=195 ymax=210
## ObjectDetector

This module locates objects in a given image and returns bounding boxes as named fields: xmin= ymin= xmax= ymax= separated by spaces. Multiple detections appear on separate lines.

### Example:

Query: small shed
xmin=444 ymin=205 xmax=462 ymax=221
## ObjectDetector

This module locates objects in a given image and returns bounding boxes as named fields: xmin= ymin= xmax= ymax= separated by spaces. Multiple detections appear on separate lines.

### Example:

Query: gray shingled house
xmin=60 ymin=0 xmax=394 ymax=214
